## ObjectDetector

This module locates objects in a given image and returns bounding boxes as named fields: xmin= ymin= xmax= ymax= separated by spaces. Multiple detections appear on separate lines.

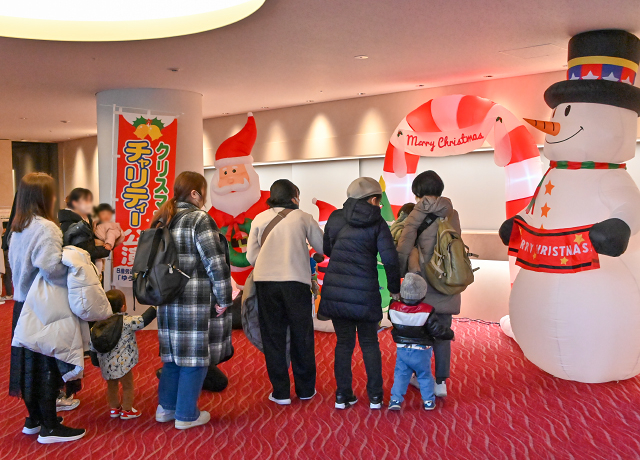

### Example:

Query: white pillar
xmin=96 ymin=88 xmax=203 ymax=291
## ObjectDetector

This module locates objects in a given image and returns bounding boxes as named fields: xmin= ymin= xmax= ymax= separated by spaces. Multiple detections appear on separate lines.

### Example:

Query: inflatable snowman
xmin=500 ymin=30 xmax=640 ymax=383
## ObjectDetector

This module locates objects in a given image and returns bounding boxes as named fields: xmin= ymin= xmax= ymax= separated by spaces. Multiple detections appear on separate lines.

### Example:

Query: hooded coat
xmin=12 ymin=245 xmax=112 ymax=381
xmin=396 ymin=196 xmax=462 ymax=315
xmin=318 ymin=198 xmax=401 ymax=323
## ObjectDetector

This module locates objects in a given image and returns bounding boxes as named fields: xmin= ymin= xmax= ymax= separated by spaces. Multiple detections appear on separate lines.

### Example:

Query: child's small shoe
xmin=423 ymin=400 xmax=436 ymax=411
xmin=120 ymin=408 xmax=141 ymax=420
xmin=109 ymin=408 xmax=121 ymax=418
xmin=388 ymin=400 xmax=402 ymax=411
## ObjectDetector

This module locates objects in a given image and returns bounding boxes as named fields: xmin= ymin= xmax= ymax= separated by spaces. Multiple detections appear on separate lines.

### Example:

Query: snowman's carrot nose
xmin=524 ymin=118 xmax=561 ymax=136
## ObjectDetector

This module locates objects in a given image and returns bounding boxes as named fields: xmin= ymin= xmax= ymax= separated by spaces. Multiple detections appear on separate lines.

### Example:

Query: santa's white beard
xmin=210 ymin=166 xmax=262 ymax=217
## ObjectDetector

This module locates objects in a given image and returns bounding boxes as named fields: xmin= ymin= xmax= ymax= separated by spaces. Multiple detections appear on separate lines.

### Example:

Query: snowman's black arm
xmin=589 ymin=218 xmax=631 ymax=257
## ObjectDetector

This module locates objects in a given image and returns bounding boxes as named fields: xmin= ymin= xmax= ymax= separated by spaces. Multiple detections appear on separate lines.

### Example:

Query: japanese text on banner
xmin=113 ymin=114 xmax=177 ymax=287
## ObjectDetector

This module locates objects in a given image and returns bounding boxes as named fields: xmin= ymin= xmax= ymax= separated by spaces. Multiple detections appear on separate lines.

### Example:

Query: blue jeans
xmin=158 ymin=362 xmax=208 ymax=422
xmin=390 ymin=347 xmax=435 ymax=403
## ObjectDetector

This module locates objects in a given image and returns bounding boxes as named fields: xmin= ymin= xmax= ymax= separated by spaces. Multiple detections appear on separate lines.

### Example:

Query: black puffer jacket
xmin=318 ymin=198 xmax=401 ymax=323
xmin=388 ymin=301 xmax=454 ymax=346
xmin=58 ymin=209 xmax=110 ymax=263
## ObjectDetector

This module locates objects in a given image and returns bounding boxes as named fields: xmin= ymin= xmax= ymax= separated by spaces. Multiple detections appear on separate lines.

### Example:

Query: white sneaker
xmin=269 ymin=393 xmax=292 ymax=405
xmin=434 ymin=382 xmax=447 ymax=398
xmin=56 ymin=396 xmax=80 ymax=412
xmin=175 ymin=411 xmax=210 ymax=430
xmin=155 ymin=405 xmax=176 ymax=423
xmin=409 ymin=374 xmax=420 ymax=389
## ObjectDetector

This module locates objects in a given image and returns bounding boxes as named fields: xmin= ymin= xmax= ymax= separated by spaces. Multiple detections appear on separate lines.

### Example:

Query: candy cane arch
xmin=383 ymin=95 xmax=543 ymax=219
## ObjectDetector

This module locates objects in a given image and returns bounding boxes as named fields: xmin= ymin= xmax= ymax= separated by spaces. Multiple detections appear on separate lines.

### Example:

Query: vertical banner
xmin=113 ymin=113 xmax=177 ymax=286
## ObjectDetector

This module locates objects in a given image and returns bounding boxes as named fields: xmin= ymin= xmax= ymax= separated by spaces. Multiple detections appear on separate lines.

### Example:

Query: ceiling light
xmin=354 ymin=55 xmax=369 ymax=60
xmin=357 ymin=92 xmax=366 ymax=96
xmin=0 ymin=0 xmax=265 ymax=41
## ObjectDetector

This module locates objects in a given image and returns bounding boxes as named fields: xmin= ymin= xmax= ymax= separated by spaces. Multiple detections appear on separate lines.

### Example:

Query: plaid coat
xmin=158 ymin=202 xmax=233 ymax=367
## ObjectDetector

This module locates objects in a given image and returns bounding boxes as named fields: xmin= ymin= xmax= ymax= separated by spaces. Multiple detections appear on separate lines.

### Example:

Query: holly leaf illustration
xmin=150 ymin=118 xmax=165 ymax=130
xmin=132 ymin=116 xmax=148 ymax=128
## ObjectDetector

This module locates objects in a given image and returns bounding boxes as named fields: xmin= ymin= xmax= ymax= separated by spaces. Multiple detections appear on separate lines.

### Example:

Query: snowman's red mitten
xmin=589 ymin=218 xmax=631 ymax=257
xmin=499 ymin=216 xmax=525 ymax=246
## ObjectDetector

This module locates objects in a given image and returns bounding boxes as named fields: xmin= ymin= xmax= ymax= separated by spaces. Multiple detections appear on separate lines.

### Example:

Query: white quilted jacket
xmin=12 ymin=246 xmax=112 ymax=381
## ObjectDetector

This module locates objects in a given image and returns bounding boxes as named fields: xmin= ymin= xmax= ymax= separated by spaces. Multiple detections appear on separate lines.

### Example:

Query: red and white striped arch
xmin=383 ymin=94 xmax=543 ymax=219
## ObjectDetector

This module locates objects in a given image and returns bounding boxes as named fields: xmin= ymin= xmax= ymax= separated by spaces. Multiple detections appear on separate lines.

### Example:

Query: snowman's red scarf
xmin=525 ymin=161 xmax=627 ymax=215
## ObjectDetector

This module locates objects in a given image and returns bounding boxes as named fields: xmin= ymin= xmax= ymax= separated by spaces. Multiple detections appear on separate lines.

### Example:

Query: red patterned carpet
xmin=1 ymin=301 xmax=640 ymax=460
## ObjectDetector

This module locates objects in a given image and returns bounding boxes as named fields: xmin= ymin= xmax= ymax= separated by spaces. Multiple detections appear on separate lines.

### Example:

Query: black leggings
xmin=10 ymin=302 xmax=63 ymax=429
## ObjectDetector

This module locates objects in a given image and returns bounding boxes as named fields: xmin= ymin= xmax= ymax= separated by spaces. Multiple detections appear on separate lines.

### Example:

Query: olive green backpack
xmin=420 ymin=217 xmax=476 ymax=296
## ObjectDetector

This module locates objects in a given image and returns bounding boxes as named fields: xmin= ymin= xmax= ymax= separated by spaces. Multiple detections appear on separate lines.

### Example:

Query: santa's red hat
xmin=312 ymin=198 xmax=337 ymax=226
xmin=215 ymin=112 xmax=256 ymax=168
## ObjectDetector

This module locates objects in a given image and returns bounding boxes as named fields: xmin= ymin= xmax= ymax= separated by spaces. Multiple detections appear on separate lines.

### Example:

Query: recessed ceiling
xmin=0 ymin=0 xmax=265 ymax=41
xmin=0 ymin=0 xmax=638 ymax=143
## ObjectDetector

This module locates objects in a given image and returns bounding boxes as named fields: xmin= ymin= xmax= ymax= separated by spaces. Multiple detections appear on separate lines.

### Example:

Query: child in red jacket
xmin=388 ymin=273 xmax=454 ymax=410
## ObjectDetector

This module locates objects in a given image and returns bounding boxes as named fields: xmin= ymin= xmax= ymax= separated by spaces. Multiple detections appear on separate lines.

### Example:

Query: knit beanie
xmin=401 ymin=273 xmax=428 ymax=302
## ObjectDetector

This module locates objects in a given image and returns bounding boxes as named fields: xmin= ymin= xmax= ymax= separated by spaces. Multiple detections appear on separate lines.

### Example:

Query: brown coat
xmin=396 ymin=196 xmax=462 ymax=315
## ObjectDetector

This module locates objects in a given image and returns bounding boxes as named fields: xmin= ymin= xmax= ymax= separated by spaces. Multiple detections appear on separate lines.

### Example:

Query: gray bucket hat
xmin=347 ymin=177 xmax=383 ymax=199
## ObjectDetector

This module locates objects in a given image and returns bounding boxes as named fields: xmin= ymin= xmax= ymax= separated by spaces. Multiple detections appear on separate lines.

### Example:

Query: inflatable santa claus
xmin=208 ymin=113 xmax=269 ymax=288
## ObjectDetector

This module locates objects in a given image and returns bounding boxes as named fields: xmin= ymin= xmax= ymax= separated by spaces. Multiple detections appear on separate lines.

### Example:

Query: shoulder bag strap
xmin=415 ymin=213 xmax=439 ymax=269
xmin=416 ymin=213 xmax=439 ymax=240
xmin=260 ymin=208 xmax=294 ymax=247
xmin=168 ymin=208 xmax=197 ymax=230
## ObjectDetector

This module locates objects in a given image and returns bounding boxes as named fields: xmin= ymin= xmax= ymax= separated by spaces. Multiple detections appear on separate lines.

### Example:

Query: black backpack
xmin=132 ymin=209 xmax=194 ymax=306
xmin=90 ymin=315 xmax=124 ymax=353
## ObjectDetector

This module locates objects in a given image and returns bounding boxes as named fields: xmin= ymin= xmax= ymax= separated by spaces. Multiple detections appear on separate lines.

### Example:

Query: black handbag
xmin=90 ymin=315 xmax=124 ymax=353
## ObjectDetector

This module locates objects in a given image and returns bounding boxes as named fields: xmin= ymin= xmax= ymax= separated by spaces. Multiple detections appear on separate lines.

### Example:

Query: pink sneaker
xmin=120 ymin=408 xmax=141 ymax=420
xmin=110 ymin=408 xmax=121 ymax=418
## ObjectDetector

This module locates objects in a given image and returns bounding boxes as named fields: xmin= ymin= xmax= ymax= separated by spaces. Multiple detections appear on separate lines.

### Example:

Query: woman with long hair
xmin=153 ymin=171 xmax=233 ymax=430
xmin=9 ymin=172 xmax=86 ymax=443
xmin=246 ymin=179 xmax=324 ymax=405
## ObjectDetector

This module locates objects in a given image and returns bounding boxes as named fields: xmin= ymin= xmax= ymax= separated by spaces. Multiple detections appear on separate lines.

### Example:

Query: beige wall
xmin=0 ymin=140 xmax=13 ymax=208
xmin=59 ymin=136 xmax=100 ymax=203
xmin=61 ymin=69 xmax=636 ymax=204
xmin=202 ymin=70 xmax=567 ymax=166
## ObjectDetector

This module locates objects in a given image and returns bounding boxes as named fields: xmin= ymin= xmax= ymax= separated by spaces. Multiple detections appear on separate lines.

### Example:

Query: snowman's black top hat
xmin=545 ymin=29 xmax=640 ymax=115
